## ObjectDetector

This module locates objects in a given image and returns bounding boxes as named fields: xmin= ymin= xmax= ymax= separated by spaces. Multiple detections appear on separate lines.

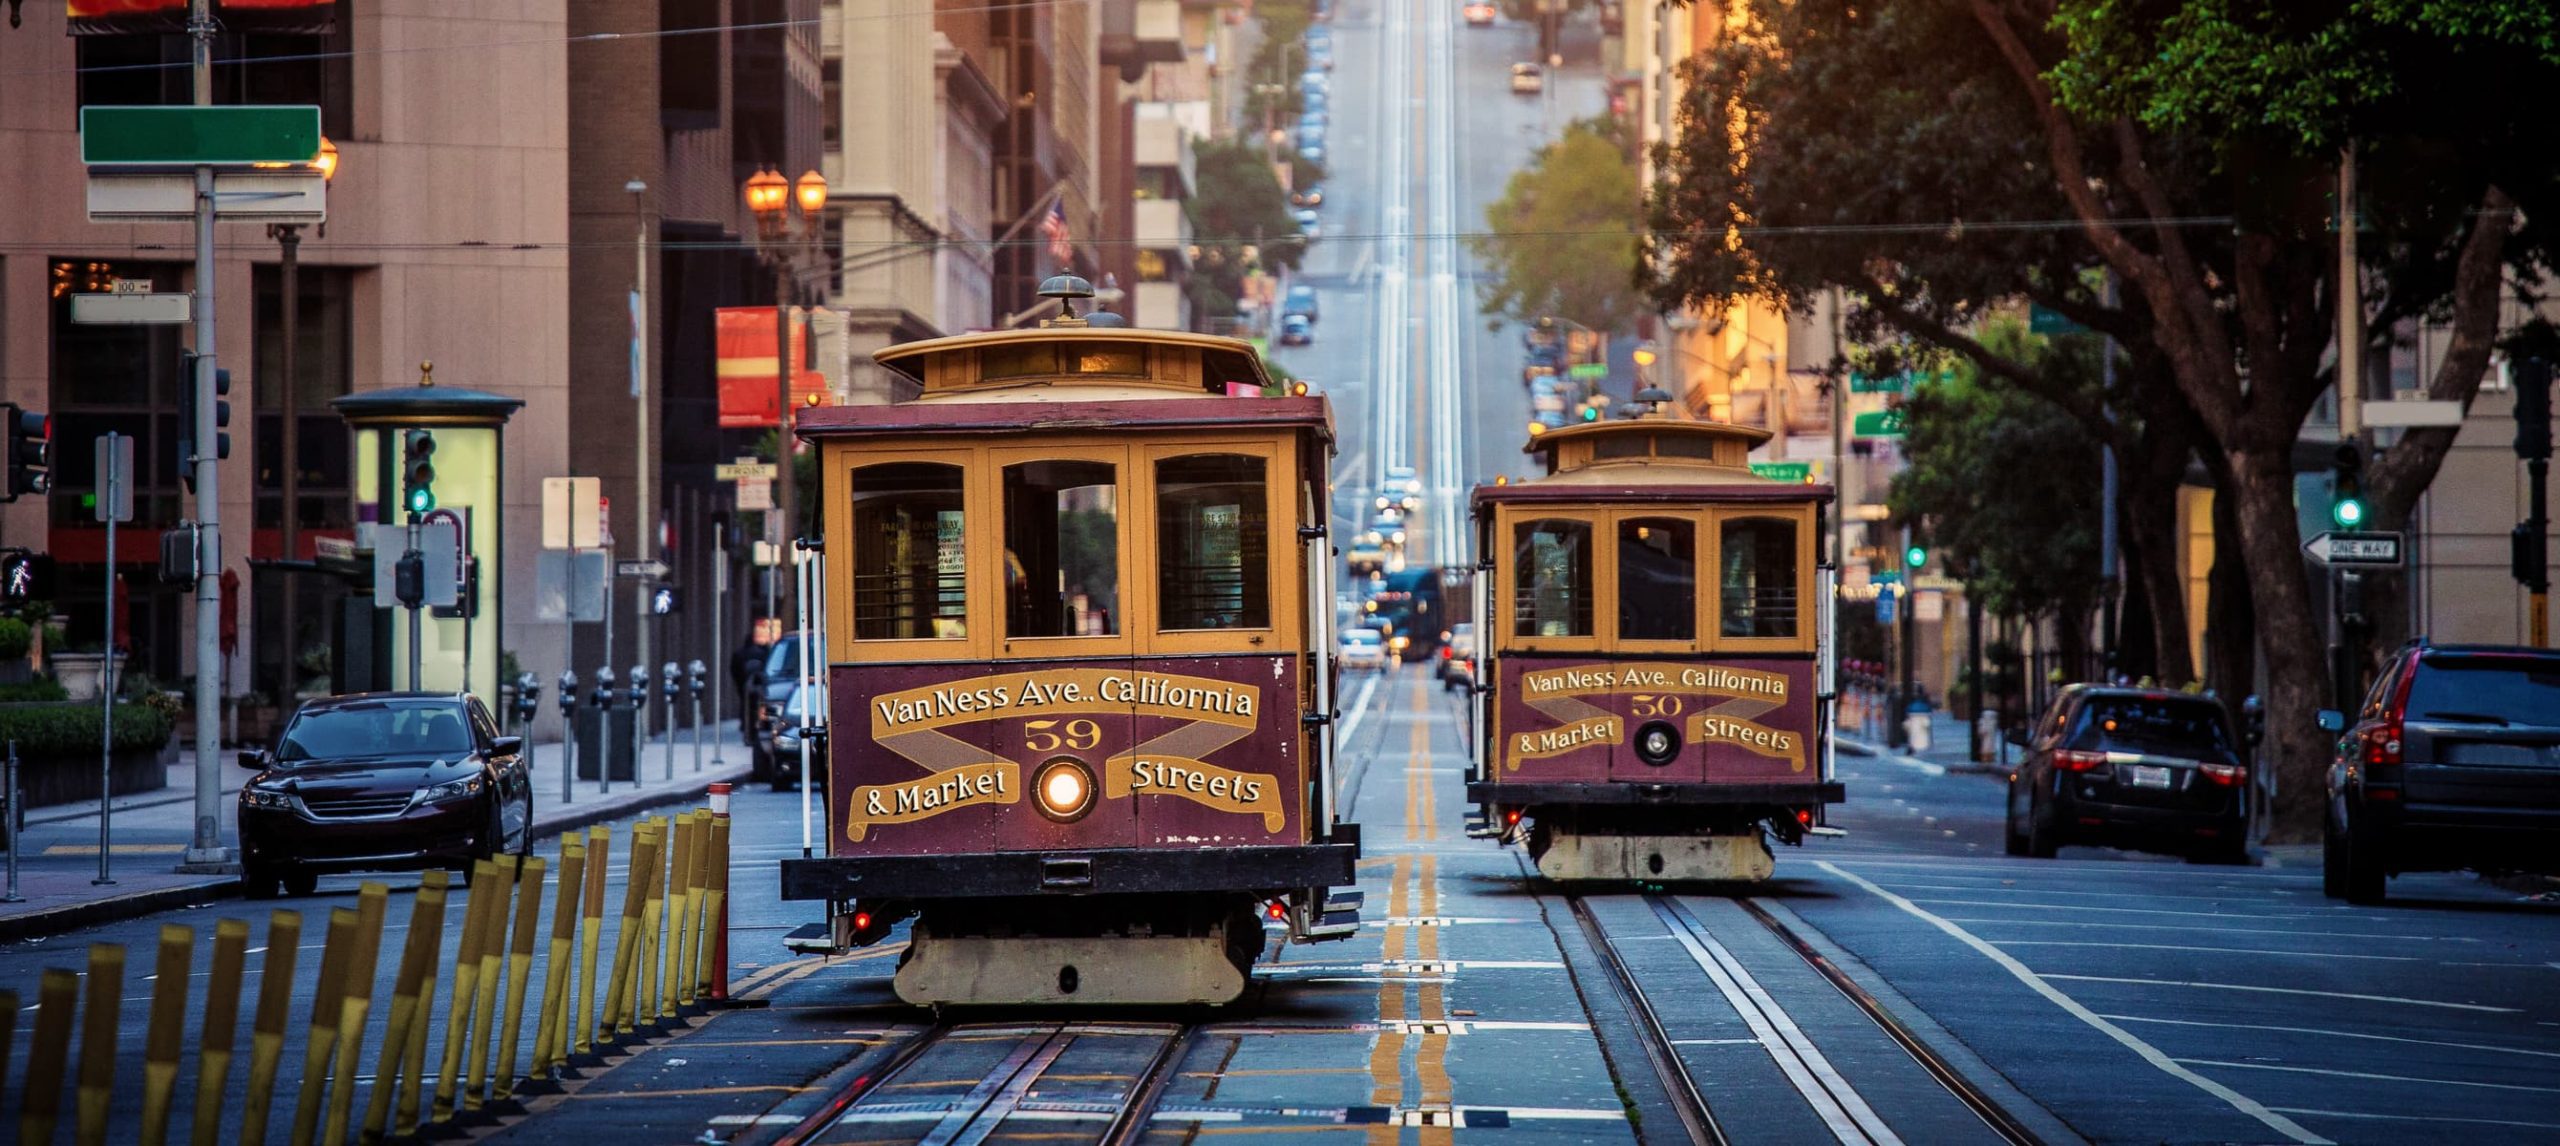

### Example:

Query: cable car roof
xmin=1477 ymin=416 xmax=1832 ymax=503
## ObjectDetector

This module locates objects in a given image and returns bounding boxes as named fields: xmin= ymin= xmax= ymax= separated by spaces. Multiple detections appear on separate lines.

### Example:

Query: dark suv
xmin=238 ymin=693 xmax=533 ymax=897
xmin=2006 ymin=686 xmax=2251 ymax=863
xmin=2321 ymin=643 xmax=2560 ymax=904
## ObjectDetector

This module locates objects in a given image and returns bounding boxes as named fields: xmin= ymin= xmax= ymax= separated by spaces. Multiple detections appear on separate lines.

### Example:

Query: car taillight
xmin=2199 ymin=762 xmax=2247 ymax=787
xmin=2054 ymin=750 xmax=2107 ymax=772
xmin=2363 ymin=722 xmax=2402 ymax=767
xmin=1440 ymin=647 xmax=1453 ymax=660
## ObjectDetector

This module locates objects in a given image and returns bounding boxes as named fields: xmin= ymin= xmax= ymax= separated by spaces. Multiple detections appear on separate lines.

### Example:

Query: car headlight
xmin=418 ymin=775 xmax=486 ymax=804
xmin=242 ymin=786 xmax=294 ymax=810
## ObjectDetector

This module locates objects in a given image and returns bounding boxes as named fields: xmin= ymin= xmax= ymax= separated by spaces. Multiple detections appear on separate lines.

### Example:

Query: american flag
xmin=1040 ymin=198 xmax=1074 ymax=267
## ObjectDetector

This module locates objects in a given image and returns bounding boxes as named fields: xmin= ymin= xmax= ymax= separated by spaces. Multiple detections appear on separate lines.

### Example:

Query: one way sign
xmin=2304 ymin=530 xmax=2403 ymax=566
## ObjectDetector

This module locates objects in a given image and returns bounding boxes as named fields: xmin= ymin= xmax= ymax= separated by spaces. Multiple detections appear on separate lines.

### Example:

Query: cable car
xmin=1466 ymin=411 xmax=1843 ymax=880
xmin=778 ymin=278 xmax=1360 ymax=1006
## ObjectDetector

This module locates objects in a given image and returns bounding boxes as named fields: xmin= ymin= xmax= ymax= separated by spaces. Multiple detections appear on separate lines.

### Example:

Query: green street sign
xmin=1853 ymin=408 xmax=1906 ymax=438
xmin=1848 ymin=371 xmax=1905 ymax=394
xmin=1749 ymin=461 xmax=1814 ymax=483
xmin=1566 ymin=363 xmax=1609 ymax=381
xmin=81 ymin=105 xmax=322 ymax=166
xmin=2029 ymin=304 xmax=2090 ymax=335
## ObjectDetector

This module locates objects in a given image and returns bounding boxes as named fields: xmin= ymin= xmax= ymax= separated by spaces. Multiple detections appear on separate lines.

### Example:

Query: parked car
xmin=1299 ymin=141 xmax=1326 ymax=166
xmin=1438 ymin=622 xmax=1477 ymax=692
xmin=1301 ymin=69 xmax=1329 ymax=96
xmin=238 ymin=692 xmax=533 ymax=897
xmin=1464 ymin=2 xmax=1496 ymax=25
xmin=1296 ymin=126 xmax=1325 ymax=153
xmin=1291 ymin=182 xmax=1327 ymax=209
xmin=750 ymin=630 xmax=815 ymax=779
xmin=1510 ymin=62 xmax=1544 ymax=93
xmin=767 ymin=681 xmax=830 ymax=793
xmin=1280 ymin=313 xmax=1315 ymax=346
xmin=1339 ymin=628 xmax=1388 ymax=672
xmin=1384 ymin=465 xmax=1423 ymax=498
xmin=1283 ymin=283 xmax=1319 ymax=322
xmin=2005 ymin=686 xmax=2251 ymax=863
xmin=1308 ymin=41 xmax=1334 ymax=70
xmin=2321 ymin=642 xmax=2560 ymax=904
xmin=1294 ymin=208 xmax=1322 ymax=240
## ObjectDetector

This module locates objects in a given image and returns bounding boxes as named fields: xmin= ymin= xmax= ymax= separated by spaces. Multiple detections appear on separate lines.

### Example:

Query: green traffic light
xmin=1580 ymin=405 xmax=1600 ymax=422
xmin=408 ymin=486 xmax=435 ymax=516
xmin=1905 ymin=544 xmax=1928 ymax=569
xmin=2333 ymin=497 xmax=2365 ymax=528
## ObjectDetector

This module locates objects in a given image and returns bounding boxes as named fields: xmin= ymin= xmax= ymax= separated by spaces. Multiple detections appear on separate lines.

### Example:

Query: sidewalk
xmin=0 ymin=726 xmax=752 ymax=942
xmin=1835 ymin=705 xmax=2009 ymax=777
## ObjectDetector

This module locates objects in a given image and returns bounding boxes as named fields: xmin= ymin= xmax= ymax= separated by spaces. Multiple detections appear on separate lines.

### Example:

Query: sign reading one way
xmin=2303 ymin=530 xmax=2404 ymax=566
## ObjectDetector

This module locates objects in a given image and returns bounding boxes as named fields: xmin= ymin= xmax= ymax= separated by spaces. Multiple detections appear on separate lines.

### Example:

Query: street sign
xmin=1566 ymin=363 xmax=1608 ymax=381
xmin=736 ymin=478 xmax=774 ymax=511
xmin=2028 ymin=304 xmax=2089 ymax=335
xmin=85 ymin=171 xmax=327 ymax=223
xmin=535 ymin=550 xmax=610 ymax=622
xmin=1750 ymin=461 xmax=1814 ymax=483
xmin=1852 ymin=408 xmax=1906 ymax=438
xmin=714 ymin=461 xmax=778 ymax=481
xmin=70 ymin=292 xmax=191 ymax=325
xmin=81 ymin=105 xmax=322 ymax=166
xmin=92 ymin=434 xmax=134 ymax=523
xmin=616 ymin=559 xmax=670 ymax=580
xmin=541 ymin=476 xmax=603 ymax=549
xmin=1875 ymin=589 xmax=1897 ymax=625
xmin=2361 ymin=400 xmax=2466 ymax=428
xmin=2304 ymin=530 xmax=2404 ymax=566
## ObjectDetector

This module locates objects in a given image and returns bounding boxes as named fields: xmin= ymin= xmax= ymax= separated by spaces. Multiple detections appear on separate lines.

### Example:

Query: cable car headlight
xmin=1634 ymin=722 xmax=1681 ymax=767
xmin=1033 ymin=758 xmax=1097 ymax=822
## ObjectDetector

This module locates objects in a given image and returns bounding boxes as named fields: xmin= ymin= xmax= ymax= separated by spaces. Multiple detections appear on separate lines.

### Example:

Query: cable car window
xmin=850 ymin=462 xmax=968 ymax=640
xmin=1512 ymin=519 xmax=1593 ymax=638
xmin=1657 ymin=434 xmax=1719 ymax=461
xmin=1005 ymin=460 xmax=1120 ymax=637
xmin=1618 ymin=517 xmax=1695 ymax=641
xmin=1720 ymin=516 xmax=1798 ymax=638
xmin=1594 ymin=434 xmax=1649 ymax=459
xmin=1157 ymin=454 xmax=1270 ymax=630
xmin=980 ymin=341 xmax=1149 ymax=381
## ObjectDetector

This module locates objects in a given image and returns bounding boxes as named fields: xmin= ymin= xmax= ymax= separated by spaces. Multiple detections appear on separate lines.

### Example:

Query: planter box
xmin=16 ymin=745 xmax=168 ymax=808
xmin=53 ymin=652 xmax=125 ymax=702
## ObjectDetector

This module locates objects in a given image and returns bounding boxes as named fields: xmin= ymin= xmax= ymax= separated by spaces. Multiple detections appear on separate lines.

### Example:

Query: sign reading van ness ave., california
xmin=1497 ymin=659 xmax=1815 ymax=780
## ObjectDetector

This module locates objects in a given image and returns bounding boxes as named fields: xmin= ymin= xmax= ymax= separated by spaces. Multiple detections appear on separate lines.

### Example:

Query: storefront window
xmin=851 ymin=463 xmax=968 ymax=640
xmin=1512 ymin=519 xmax=1593 ymax=638
xmin=1157 ymin=454 xmax=1269 ymax=630
xmin=1005 ymin=460 xmax=1119 ymax=637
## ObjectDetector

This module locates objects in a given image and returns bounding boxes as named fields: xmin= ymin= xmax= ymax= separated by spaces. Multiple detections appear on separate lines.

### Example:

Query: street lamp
xmin=744 ymin=165 xmax=827 ymax=615
xmin=267 ymin=135 xmax=339 ymax=705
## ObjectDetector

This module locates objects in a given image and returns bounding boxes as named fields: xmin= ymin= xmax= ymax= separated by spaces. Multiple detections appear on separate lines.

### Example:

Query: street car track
xmin=1577 ymin=892 xmax=2043 ymax=1146
xmin=770 ymin=1021 xmax=1194 ymax=1146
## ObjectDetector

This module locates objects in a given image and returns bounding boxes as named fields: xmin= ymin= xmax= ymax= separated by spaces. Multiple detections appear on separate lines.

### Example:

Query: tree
xmin=1469 ymin=118 xmax=1646 ymax=334
xmin=1888 ymin=320 xmax=2105 ymax=669
xmin=1187 ymin=140 xmax=1308 ymax=322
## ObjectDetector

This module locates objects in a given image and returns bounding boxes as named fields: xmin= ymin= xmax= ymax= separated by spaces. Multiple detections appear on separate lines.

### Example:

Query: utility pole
xmin=629 ymin=179 xmax=653 ymax=753
xmin=2515 ymin=357 xmax=2552 ymax=646
xmin=2333 ymin=145 xmax=2370 ymax=706
xmin=181 ymin=0 xmax=231 ymax=871
xmin=2098 ymin=274 xmax=2120 ymax=681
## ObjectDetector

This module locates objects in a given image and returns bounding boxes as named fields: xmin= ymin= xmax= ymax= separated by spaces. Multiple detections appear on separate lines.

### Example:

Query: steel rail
xmin=1567 ymin=897 xmax=1729 ymax=1146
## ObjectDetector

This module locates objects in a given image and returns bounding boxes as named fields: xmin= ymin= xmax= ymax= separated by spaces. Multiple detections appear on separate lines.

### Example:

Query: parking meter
xmin=662 ymin=661 xmax=681 ymax=704
xmin=515 ymin=671 xmax=542 ymax=727
xmin=686 ymin=659 xmax=707 ymax=699
xmin=593 ymin=666 xmax=617 ymax=708
xmin=628 ymin=664 xmax=649 ymax=709
xmin=558 ymin=670 xmax=579 ymax=717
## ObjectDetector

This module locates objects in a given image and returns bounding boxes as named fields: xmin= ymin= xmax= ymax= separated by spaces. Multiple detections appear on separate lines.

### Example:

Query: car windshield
xmin=2408 ymin=656 xmax=2560 ymax=724
xmin=277 ymin=700 xmax=474 ymax=763
xmin=1343 ymin=631 xmax=1381 ymax=646
xmin=2068 ymin=697 xmax=2235 ymax=760
xmin=762 ymin=634 xmax=806 ymax=678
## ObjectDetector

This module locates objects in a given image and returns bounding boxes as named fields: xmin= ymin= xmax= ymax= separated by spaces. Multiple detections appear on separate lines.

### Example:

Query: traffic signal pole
xmin=181 ymin=0 xmax=231 ymax=869
xmin=2515 ymin=358 xmax=2551 ymax=646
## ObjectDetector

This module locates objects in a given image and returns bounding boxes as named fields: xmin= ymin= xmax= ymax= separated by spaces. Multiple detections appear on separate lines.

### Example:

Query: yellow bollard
xmin=392 ymin=872 xmax=453 ymax=1140
xmin=139 ymin=924 xmax=195 ymax=1145
xmin=289 ymin=906 xmax=360 ymax=1146
xmin=20 ymin=968 xmax=78 ymax=1145
xmin=494 ymin=855 xmax=548 ymax=1099
xmin=73 ymin=942 xmax=126 ymax=1146
xmin=684 ymin=811 xmax=709 ymax=1005
xmin=532 ymin=839 xmax=584 ymax=1079
xmin=574 ymin=825 xmax=610 ymax=1056
xmin=704 ymin=814 xmax=731 ymax=1000
xmin=637 ymin=818 xmax=667 ymax=1029
xmin=363 ymin=872 xmax=448 ymax=1143
xmin=603 ymin=826 xmax=659 ymax=1040
xmin=431 ymin=860 xmax=498 ymax=1124
xmin=465 ymin=854 xmax=520 ymax=1111
xmin=662 ymin=813 xmax=693 ymax=1020
xmin=320 ymin=883 xmax=391 ymax=1146
xmin=239 ymin=911 xmax=305 ymax=1146
xmin=191 ymin=919 xmax=250 ymax=1146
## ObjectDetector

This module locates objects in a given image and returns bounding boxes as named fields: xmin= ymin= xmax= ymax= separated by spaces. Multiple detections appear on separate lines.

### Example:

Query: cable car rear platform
xmin=779 ymin=824 xmax=1361 ymax=900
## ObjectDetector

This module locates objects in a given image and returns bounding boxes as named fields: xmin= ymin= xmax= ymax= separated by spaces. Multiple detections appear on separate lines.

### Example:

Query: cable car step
xmin=1464 ymin=813 xmax=1501 ymax=838
xmin=1806 ymin=825 xmax=1847 ymax=838
xmin=1323 ymin=889 xmax=1365 ymax=914
xmin=782 ymin=922 xmax=841 ymax=955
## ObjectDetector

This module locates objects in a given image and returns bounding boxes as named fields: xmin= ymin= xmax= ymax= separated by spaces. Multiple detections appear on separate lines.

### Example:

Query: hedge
xmin=0 ymin=701 xmax=174 ymax=756
xmin=0 ymin=679 xmax=69 ymax=703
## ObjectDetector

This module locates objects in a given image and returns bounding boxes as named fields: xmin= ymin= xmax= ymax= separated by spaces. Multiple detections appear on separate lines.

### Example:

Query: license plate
xmin=2125 ymin=765 xmax=2172 ymax=790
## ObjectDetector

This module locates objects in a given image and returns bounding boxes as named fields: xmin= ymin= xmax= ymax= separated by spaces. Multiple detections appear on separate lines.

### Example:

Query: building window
xmin=252 ymin=263 xmax=355 ymax=534
xmin=49 ymin=259 xmax=189 ymax=530
xmin=76 ymin=25 xmax=355 ymax=136
xmin=820 ymin=57 xmax=842 ymax=152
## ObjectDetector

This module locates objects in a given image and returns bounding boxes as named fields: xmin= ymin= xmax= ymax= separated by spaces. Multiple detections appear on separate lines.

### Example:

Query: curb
xmin=0 ymin=762 xmax=753 ymax=944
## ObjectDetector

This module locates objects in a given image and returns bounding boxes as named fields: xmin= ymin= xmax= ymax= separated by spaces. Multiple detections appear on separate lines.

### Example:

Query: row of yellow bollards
xmin=1 ymin=800 xmax=733 ymax=1145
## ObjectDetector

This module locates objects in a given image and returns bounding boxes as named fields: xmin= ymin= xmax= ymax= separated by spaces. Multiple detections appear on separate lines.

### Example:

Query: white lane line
xmin=1336 ymin=673 xmax=1385 ymax=745
xmin=1993 ymin=940 xmax=2529 ymax=965
xmin=1943 ymin=916 xmax=2489 ymax=942
xmin=2179 ymin=1059 xmax=2560 ymax=1095
xmin=2268 ymin=1107 xmax=2560 ymax=1132
xmin=1652 ymin=897 xmax=1903 ymax=1146
xmin=1914 ymin=897 xmax=2334 ymax=921
xmin=1815 ymin=860 xmax=2330 ymax=1145
xmin=2041 ymin=974 xmax=2521 ymax=1014
xmin=1825 ymin=857 xmax=2323 ymax=885
xmin=2102 ymin=1014 xmax=2560 ymax=1061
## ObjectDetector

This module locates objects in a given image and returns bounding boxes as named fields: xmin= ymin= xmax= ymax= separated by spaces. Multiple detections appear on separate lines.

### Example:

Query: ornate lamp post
xmin=743 ymin=166 xmax=827 ymax=615
xmin=267 ymin=136 xmax=337 ymax=704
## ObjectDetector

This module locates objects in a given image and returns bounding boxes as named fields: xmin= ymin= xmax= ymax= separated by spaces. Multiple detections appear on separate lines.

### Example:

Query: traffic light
xmin=175 ymin=352 xmax=231 ymax=492
xmin=2331 ymin=443 xmax=2366 ymax=529
xmin=433 ymin=554 xmax=480 ymax=619
xmin=401 ymin=429 xmax=437 ymax=518
xmin=1905 ymin=543 xmax=1928 ymax=570
xmin=4 ymin=404 xmax=50 ymax=501
xmin=394 ymin=548 xmax=425 ymax=607
xmin=0 ymin=550 xmax=55 ymax=603
xmin=1579 ymin=403 xmax=1601 ymax=422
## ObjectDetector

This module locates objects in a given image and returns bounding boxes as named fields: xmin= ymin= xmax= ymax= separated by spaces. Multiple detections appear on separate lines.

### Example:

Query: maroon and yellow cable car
xmin=1467 ymin=415 xmax=1843 ymax=881
xmin=778 ymin=280 xmax=1359 ymax=1007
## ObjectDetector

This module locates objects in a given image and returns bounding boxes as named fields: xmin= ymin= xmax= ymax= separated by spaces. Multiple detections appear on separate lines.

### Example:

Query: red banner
xmin=68 ymin=0 xmax=335 ymax=36
xmin=716 ymin=307 xmax=826 ymax=429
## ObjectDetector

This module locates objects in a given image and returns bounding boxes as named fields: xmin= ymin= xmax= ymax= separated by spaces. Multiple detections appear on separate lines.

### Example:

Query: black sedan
xmin=237 ymin=692 xmax=534 ymax=897
xmin=2006 ymin=686 xmax=2251 ymax=863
